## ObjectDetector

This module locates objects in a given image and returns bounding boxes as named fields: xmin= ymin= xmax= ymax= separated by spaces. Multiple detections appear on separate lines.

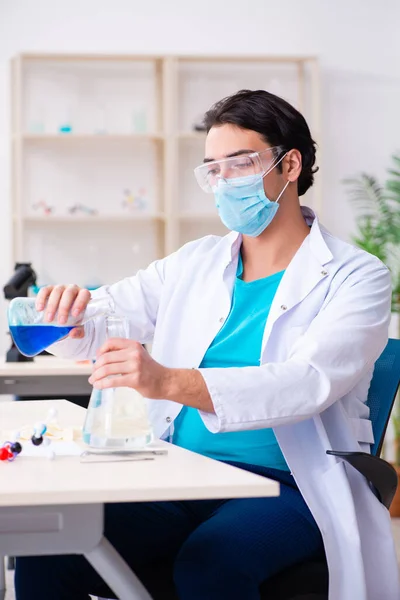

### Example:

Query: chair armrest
xmin=326 ymin=450 xmax=398 ymax=510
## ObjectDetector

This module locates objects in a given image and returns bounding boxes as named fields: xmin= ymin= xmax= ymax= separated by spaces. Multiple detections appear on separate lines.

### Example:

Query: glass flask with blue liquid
xmin=8 ymin=295 xmax=114 ymax=357
xmin=83 ymin=315 xmax=153 ymax=449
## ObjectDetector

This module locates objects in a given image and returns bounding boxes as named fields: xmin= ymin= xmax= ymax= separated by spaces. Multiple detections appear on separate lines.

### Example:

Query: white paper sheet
xmin=20 ymin=441 xmax=83 ymax=457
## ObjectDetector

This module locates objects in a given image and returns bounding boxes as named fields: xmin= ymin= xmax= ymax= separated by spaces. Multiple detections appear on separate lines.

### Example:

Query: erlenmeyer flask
xmin=8 ymin=295 xmax=114 ymax=357
xmin=83 ymin=316 xmax=153 ymax=449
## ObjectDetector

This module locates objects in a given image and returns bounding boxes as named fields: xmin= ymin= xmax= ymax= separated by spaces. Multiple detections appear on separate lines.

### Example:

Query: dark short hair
xmin=203 ymin=89 xmax=318 ymax=196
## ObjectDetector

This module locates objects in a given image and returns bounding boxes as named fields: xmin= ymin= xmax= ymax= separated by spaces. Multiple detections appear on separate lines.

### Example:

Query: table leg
xmin=85 ymin=537 xmax=152 ymax=600
xmin=0 ymin=556 xmax=5 ymax=599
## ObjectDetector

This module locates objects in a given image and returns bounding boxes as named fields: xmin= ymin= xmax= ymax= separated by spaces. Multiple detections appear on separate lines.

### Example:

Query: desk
xmin=0 ymin=400 xmax=279 ymax=600
xmin=0 ymin=356 xmax=92 ymax=397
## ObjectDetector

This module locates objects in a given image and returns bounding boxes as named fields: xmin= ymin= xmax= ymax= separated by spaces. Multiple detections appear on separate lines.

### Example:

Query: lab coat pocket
xmin=349 ymin=417 xmax=374 ymax=445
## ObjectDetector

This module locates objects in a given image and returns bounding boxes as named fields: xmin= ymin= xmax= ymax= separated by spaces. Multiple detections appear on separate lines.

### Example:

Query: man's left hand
xmin=89 ymin=338 xmax=170 ymax=399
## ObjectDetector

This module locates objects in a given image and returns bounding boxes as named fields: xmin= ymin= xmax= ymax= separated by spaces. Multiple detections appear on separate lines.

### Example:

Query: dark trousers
xmin=15 ymin=464 xmax=324 ymax=600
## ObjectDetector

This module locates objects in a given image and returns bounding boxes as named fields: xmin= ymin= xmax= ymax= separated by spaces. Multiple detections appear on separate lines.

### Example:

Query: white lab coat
xmin=52 ymin=207 xmax=400 ymax=600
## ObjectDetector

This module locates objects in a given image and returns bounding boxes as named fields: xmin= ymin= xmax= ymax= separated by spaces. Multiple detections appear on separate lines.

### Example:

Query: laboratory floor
xmin=3 ymin=520 xmax=400 ymax=599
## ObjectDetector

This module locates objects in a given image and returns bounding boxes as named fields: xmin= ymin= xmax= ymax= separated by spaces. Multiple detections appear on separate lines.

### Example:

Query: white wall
xmin=0 ymin=0 xmax=399 ymax=354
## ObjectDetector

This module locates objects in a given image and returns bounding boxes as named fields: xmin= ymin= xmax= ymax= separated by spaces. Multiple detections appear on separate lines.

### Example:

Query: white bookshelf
xmin=11 ymin=53 xmax=320 ymax=289
xmin=20 ymin=133 xmax=164 ymax=141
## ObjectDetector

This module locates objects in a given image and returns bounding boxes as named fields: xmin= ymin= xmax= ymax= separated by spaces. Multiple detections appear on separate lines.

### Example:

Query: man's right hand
xmin=35 ymin=285 xmax=91 ymax=340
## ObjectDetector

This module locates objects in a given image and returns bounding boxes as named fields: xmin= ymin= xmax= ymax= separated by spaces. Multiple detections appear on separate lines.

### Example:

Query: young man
xmin=15 ymin=90 xmax=399 ymax=600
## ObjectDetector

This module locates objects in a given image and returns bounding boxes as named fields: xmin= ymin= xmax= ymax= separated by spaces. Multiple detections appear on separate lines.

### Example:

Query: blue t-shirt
xmin=173 ymin=254 xmax=289 ymax=471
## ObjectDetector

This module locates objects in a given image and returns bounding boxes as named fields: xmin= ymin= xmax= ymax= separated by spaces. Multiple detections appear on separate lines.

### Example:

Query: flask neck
xmin=81 ymin=296 xmax=115 ymax=325
xmin=105 ymin=316 xmax=129 ymax=340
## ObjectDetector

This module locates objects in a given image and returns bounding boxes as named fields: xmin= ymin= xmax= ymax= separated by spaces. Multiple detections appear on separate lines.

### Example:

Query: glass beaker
xmin=83 ymin=316 xmax=153 ymax=449
xmin=8 ymin=295 xmax=114 ymax=357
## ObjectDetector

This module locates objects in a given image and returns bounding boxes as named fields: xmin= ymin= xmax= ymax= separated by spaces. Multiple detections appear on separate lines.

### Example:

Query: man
xmin=15 ymin=90 xmax=399 ymax=600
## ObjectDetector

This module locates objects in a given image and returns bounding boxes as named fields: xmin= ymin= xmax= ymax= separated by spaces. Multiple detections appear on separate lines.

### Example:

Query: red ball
xmin=0 ymin=447 xmax=11 ymax=461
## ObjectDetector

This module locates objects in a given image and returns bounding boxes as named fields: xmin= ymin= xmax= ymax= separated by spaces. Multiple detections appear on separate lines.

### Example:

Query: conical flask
xmin=8 ymin=295 xmax=115 ymax=357
xmin=82 ymin=316 xmax=153 ymax=449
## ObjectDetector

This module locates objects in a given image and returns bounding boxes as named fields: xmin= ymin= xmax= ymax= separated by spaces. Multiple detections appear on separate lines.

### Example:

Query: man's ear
xmin=284 ymin=149 xmax=302 ymax=183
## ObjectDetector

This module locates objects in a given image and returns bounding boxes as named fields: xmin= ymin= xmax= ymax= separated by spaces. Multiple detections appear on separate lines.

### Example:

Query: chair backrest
xmin=367 ymin=338 xmax=400 ymax=456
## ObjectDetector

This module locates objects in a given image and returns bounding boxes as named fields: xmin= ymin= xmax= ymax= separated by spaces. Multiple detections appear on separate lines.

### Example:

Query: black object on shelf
xmin=4 ymin=262 xmax=36 ymax=299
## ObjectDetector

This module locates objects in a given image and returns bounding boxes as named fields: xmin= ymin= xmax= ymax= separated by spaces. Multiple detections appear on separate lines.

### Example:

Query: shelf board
xmin=19 ymin=53 xmax=165 ymax=62
xmin=177 ymin=55 xmax=317 ymax=63
xmin=19 ymin=214 xmax=166 ymax=224
xmin=18 ymin=133 xmax=164 ymax=142
xmin=17 ymin=53 xmax=317 ymax=64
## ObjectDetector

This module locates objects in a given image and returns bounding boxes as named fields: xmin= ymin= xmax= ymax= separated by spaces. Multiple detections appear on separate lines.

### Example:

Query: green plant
xmin=393 ymin=414 xmax=400 ymax=465
xmin=344 ymin=154 xmax=400 ymax=311
xmin=345 ymin=154 xmax=400 ymax=463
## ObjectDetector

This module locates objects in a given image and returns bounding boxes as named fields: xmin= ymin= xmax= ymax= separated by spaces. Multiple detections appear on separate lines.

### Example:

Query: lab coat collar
xmin=303 ymin=207 xmax=334 ymax=266
xmin=217 ymin=206 xmax=335 ymax=343
xmin=262 ymin=208 xmax=334 ymax=340
xmin=221 ymin=206 xmax=333 ymax=267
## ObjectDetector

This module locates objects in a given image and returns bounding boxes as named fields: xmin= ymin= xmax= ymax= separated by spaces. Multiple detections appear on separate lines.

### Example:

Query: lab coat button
xmin=219 ymin=317 xmax=225 ymax=323
xmin=281 ymin=304 xmax=287 ymax=311
xmin=166 ymin=416 xmax=172 ymax=423
xmin=321 ymin=270 xmax=328 ymax=276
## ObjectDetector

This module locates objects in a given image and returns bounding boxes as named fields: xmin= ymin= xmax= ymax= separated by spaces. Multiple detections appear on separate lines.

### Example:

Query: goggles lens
xmin=194 ymin=146 xmax=284 ymax=193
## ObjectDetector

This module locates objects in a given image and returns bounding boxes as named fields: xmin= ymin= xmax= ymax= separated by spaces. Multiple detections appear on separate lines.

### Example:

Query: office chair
xmin=259 ymin=337 xmax=400 ymax=600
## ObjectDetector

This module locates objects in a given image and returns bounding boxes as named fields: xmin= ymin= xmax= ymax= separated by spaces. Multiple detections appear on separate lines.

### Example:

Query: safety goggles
xmin=194 ymin=146 xmax=285 ymax=193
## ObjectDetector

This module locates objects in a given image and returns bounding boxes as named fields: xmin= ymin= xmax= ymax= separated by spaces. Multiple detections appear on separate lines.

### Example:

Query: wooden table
xmin=0 ymin=400 xmax=279 ymax=600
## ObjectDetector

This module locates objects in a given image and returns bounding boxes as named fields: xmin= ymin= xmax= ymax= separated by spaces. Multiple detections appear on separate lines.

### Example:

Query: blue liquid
xmin=9 ymin=325 xmax=74 ymax=357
